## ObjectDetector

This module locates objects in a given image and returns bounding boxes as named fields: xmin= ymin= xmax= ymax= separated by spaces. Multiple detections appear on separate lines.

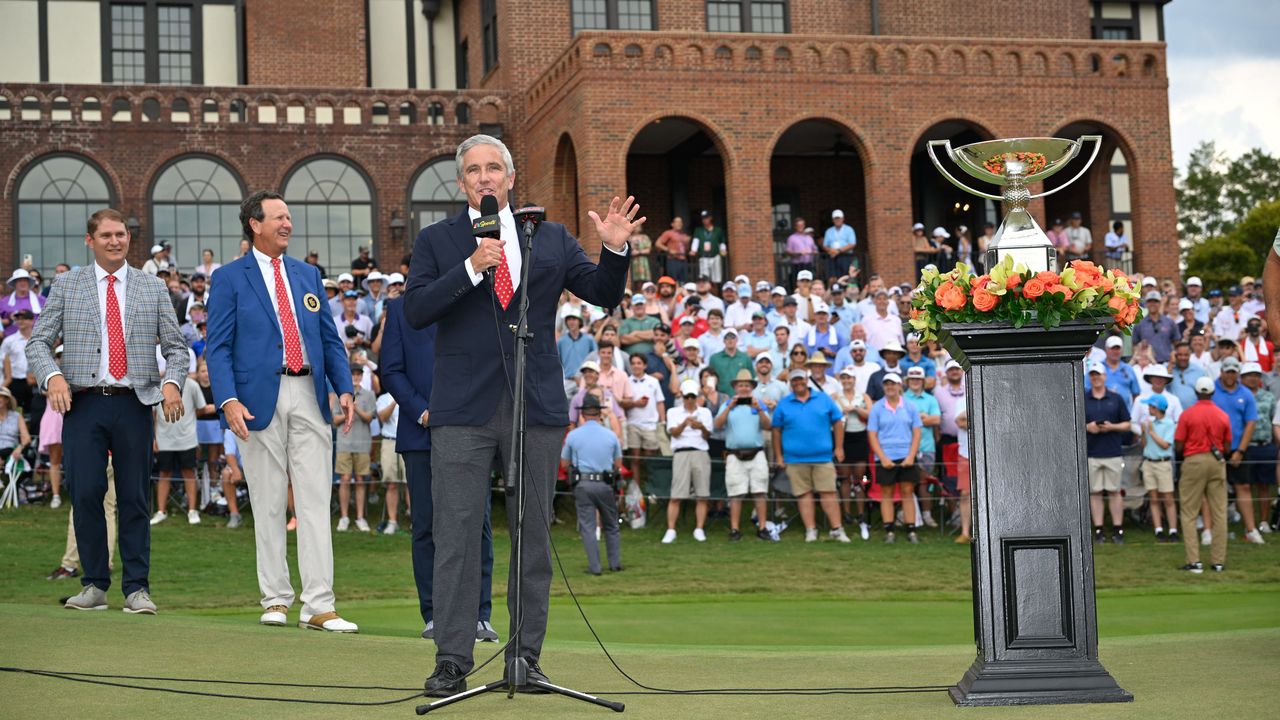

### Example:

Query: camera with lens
xmin=344 ymin=325 xmax=360 ymax=339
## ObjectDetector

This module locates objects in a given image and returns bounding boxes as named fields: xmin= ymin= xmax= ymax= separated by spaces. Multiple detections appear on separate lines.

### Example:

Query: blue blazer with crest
xmin=205 ymin=252 xmax=354 ymax=431
xmin=402 ymin=209 xmax=630 ymax=427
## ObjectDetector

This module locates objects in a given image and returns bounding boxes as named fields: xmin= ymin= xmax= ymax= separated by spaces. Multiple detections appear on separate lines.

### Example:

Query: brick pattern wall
xmin=875 ymin=0 xmax=1091 ymax=40
xmin=246 ymin=0 xmax=367 ymax=87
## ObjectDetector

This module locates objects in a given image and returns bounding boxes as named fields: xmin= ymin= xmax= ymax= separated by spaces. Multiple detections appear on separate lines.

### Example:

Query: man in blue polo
xmin=1100 ymin=335 xmax=1141 ymax=406
xmin=560 ymin=394 xmax=623 ymax=575
xmin=771 ymin=369 xmax=850 ymax=543
xmin=1212 ymin=356 xmax=1258 ymax=541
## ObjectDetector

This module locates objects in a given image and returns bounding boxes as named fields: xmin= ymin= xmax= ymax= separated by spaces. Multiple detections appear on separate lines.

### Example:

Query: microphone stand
xmin=418 ymin=219 xmax=625 ymax=715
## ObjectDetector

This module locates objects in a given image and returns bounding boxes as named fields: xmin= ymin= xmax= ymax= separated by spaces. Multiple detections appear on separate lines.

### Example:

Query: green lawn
xmin=1 ymin=504 xmax=1277 ymax=719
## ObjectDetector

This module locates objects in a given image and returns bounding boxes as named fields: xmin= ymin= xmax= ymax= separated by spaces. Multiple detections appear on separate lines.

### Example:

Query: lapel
xmin=241 ymin=253 xmax=276 ymax=318
xmin=123 ymin=266 xmax=144 ymax=337
xmin=79 ymin=266 xmax=101 ymax=331
xmin=283 ymin=255 xmax=312 ymax=333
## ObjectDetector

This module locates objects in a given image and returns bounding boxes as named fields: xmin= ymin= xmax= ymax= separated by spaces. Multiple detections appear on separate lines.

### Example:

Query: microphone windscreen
xmin=480 ymin=194 xmax=499 ymax=216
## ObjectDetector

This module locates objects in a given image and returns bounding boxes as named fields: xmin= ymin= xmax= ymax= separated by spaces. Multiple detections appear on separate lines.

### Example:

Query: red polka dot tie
xmin=272 ymin=258 xmax=304 ymax=372
xmin=105 ymin=274 xmax=127 ymax=380
xmin=494 ymin=247 xmax=514 ymax=310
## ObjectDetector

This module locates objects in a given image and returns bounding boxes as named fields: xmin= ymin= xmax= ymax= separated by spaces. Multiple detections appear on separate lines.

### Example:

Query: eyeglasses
xmin=791 ymin=351 xmax=806 ymax=356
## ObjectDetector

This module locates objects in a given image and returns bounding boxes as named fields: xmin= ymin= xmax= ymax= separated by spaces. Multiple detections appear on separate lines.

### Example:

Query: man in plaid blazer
xmin=26 ymin=208 xmax=189 ymax=615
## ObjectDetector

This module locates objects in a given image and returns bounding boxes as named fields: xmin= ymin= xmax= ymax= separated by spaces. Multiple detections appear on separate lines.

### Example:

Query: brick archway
xmin=1045 ymin=120 xmax=1140 ymax=274
xmin=908 ymin=119 xmax=999 ymax=279
xmin=553 ymin=133 xmax=580 ymax=239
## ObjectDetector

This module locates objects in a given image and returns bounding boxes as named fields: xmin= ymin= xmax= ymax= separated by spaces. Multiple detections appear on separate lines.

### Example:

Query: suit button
xmin=277 ymin=343 xmax=283 ymax=349
xmin=504 ymin=353 xmax=512 ymax=360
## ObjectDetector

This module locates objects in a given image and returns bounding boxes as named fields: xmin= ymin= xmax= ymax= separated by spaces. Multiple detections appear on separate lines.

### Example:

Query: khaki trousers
xmin=1180 ymin=452 xmax=1228 ymax=566
xmin=241 ymin=376 xmax=335 ymax=615
xmin=62 ymin=465 xmax=117 ymax=570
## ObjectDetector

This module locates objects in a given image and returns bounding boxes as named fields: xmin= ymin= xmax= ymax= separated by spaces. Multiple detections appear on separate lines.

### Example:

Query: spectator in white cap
xmin=1239 ymin=361 xmax=1275 ymax=542
xmin=866 ymin=370 xmax=923 ymax=543
xmin=1176 ymin=298 xmax=1204 ymax=340
xmin=569 ymin=360 xmax=623 ymax=439
xmin=752 ymin=279 xmax=774 ymax=308
xmin=793 ymin=269 xmax=818 ymax=323
xmin=803 ymin=302 xmax=844 ymax=365
xmin=663 ymin=379 xmax=714 ymax=544
xmin=724 ymin=281 xmax=763 ymax=331
xmin=900 ymin=333 xmax=937 ymax=391
xmin=671 ymin=338 xmax=706 ymax=398
xmin=1137 ymin=393 xmax=1178 ymax=543
xmin=329 ymin=272 xmax=356 ymax=316
xmin=903 ymin=365 xmax=942 ymax=529
xmin=708 ymin=328 xmax=753 ymax=395
xmin=833 ymin=365 xmax=873 ymax=538
xmin=912 ymin=223 xmax=936 ymax=275
xmin=930 ymin=227 xmax=954 ymax=271
xmin=619 ymin=293 xmax=661 ymax=356
xmin=1085 ymin=360 xmax=1131 ymax=544
xmin=833 ymin=337 xmax=879 ymax=397
xmin=862 ymin=289 xmax=904 ymax=353
xmin=1132 ymin=291 xmax=1180 ymax=363
xmin=359 ymin=270 xmax=387 ymax=323
xmin=1131 ymin=364 xmax=1183 ymax=429
xmin=867 ymin=339 xmax=908 ymax=402
xmin=141 ymin=243 xmax=171 ymax=275
xmin=1174 ymin=375 xmax=1231 ymax=572
xmin=824 ymin=209 xmax=858 ymax=279
xmin=1213 ymin=356 xmax=1260 ymax=543
xmin=785 ymin=217 xmax=818 ymax=282
xmin=771 ymin=368 xmax=851 ymax=543
xmin=752 ymin=353 xmax=787 ymax=410
xmin=1100 ymin=335 xmax=1141 ymax=406
xmin=715 ymin=369 xmax=775 ymax=542
xmin=1183 ymin=276 xmax=1210 ymax=324
xmin=1 ymin=269 xmax=43 ymax=337
xmin=765 ymin=285 xmax=789 ymax=328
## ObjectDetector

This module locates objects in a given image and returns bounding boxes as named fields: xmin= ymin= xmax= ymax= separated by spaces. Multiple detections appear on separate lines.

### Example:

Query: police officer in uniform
xmin=560 ymin=394 xmax=624 ymax=575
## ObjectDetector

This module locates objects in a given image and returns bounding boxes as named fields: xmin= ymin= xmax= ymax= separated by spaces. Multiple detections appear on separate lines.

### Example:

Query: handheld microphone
xmin=473 ymin=194 xmax=501 ymax=285
xmin=513 ymin=205 xmax=546 ymax=239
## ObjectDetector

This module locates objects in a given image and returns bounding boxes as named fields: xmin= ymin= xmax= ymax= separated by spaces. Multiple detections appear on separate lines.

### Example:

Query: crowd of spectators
xmin=4 ymin=220 xmax=1276 ymax=569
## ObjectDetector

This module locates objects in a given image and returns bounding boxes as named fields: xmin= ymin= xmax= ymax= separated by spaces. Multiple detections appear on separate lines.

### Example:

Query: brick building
xmin=1 ymin=0 xmax=1177 ymax=285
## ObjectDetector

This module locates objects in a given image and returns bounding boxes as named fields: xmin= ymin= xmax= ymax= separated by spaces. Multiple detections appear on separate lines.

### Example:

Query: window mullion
xmin=145 ymin=0 xmax=160 ymax=83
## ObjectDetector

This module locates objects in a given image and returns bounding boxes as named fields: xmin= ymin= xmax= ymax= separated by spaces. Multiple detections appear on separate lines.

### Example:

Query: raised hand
xmin=588 ymin=196 xmax=646 ymax=253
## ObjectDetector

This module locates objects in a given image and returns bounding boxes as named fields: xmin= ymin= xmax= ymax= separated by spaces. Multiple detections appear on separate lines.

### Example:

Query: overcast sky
xmin=1165 ymin=0 xmax=1280 ymax=170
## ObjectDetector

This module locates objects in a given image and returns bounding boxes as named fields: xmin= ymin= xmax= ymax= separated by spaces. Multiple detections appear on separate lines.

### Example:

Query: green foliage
xmin=1177 ymin=142 xmax=1280 ymax=248
xmin=1184 ymin=236 xmax=1261 ymax=291
xmin=1229 ymin=197 xmax=1280 ymax=263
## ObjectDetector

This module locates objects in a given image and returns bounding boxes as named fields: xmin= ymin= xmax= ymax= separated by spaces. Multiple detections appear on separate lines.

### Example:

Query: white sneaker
xmin=382 ymin=521 xmax=398 ymax=535
xmin=50 ymin=494 xmax=62 ymax=509
xmin=1259 ymin=522 xmax=1272 ymax=534
xmin=299 ymin=612 xmax=359 ymax=633
xmin=804 ymin=527 xmax=819 ymax=543
xmin=661 ymin=529 xmax=677 ymax=544
xmin=922 ymin=512 xmax=938 ymax=528
xmin=259 ymin=605 xmax=288 ymax=626
xmin=355 ymin=518 xmax=371 ymax=533
xmin=149 ymin=511 xmax=168 ymax=526
xmin=1201 ymin=529 xmax=1212 ymax=546
xmin=187 ymin=510 xmax=201 ymax=525
xmin=859 ymin=522 xmax=870 ymax=540
xmin=337 ymin=517 xmax=350 ymax=532
xmin=692 ymin=528 xmax=707 ymax=542
xmin=1245 ymin=529 xmax=1266 ymax=544
xmin=596 ymin=527 xmax=601 ymax=541
xmin=830 ymin=527 xmax=852 ymax=543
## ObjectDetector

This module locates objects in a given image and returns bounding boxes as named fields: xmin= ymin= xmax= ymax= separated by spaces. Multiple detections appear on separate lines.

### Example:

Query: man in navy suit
xmin=405 ymin=134 xmax=642 ymax=696
xmin=205 ymin=190 xmax=358 ymax=633
xmin=379 ymin=296 xmax=498 ymax=642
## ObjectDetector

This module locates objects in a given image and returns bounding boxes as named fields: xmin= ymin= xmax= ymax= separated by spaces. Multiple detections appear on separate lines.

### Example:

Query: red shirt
xmin=673 ymin=313 xmax=709 ymax=338
xmin=1174 ymin=399 xmax=1232 ymax=458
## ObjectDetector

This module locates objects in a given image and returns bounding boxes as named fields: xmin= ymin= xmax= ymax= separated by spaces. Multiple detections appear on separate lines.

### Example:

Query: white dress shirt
xmin=253 ymin=247 xmax=311 ymax=368
xmin=96 ymin=263 xmax=132 ymax=388
xmin=463 ymin=203 xmax=628 ymax=288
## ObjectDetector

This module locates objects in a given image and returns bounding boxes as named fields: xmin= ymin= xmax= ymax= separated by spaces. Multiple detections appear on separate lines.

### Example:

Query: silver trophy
xmin=928 ymin=136 xmax=1101 ymax=272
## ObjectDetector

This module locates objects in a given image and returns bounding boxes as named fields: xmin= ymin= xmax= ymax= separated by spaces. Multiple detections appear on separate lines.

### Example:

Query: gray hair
xmin=455 ymin=134 xmax=515 ymax=179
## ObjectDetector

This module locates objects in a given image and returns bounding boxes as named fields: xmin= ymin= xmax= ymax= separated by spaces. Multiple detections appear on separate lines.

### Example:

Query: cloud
xmin=1168 ymin=57 xmax=1280 ymax=169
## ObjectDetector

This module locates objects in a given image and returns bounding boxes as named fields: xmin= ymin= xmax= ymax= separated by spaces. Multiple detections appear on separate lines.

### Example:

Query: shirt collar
xmin=94 ymin=263 xmax=126 ymax=284
xmin=252 ymin=246 xmax=284 ymax=267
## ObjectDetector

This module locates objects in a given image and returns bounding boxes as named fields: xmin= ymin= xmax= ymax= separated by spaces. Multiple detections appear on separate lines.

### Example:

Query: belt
xmin=1249 ymin=441 xmax=1273 ymax=447
xmin=1143 ymin=458 xmax=1171 ymax=463
xmin=78 ymin=386 xmax=134 ymax=397
xmin=577 ymin=472 xmax=615 ymax=483
xmin=726 ymin=448 xmax=763 ymax=461
xmin=279 ymin=366 xmax=312 ymax=377
xmin=673 ymin=447 xmax=701 ymax=453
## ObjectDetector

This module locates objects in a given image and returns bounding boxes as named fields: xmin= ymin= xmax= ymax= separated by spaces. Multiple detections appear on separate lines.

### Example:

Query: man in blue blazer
xmin=405 ymin=134 xmax=643 ymax=696
xmin=205 ymin=190 xmax=358 ymax=633
xmin=379 ymin=296 xmax=497 ymax=642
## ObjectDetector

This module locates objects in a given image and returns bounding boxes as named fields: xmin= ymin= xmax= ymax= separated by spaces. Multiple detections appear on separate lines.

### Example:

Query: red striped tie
xmin=105 ymin=275 xmax=127 ymax=380
xmin=272 ymin=258 xmax=304 ymax=372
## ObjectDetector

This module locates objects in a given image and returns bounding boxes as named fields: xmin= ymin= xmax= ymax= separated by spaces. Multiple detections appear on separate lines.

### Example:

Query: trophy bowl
xmin=950 ymin=137 xmax=1084 ymax=185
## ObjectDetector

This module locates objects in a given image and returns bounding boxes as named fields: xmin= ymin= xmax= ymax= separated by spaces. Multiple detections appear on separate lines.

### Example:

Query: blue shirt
xmin=828 ymin=300 xmax=860 ymax=336
xmin=903 ymin=389 xmax=940 ymax=454
xmin=1102 ymin=362 xmax=1141 ymax=406
xmin=1212 ymin=380 xmax=1259 ymax=450
xmin=900 ymin=355 xmax=937 ymax=385
xmin=645 ymin=350 xmax=674 ymax=408
xmin=823 ymin=224 xmax=857 ymax=251
xmin=772 ymin=391 xmax=843 ymax=464
xmin=1168 ymin=364 xmax=1206 ymax=410
xmin=724 ymin=403 xmax=768 ymax=449
xmin=1084 ymin=389 xmax=1130 ymax=458
xmin=557 ymin=332 xmax=597 ymax=380
xmin=803 ymin=325 xmax=845 ymax=369
xmin=867 ymin=397 xmax=923 ymax=460
xmin=1143 ymin=416 xmax=1175 ymax=460
xmin=561 ymin=420 xmax=621 ymax=473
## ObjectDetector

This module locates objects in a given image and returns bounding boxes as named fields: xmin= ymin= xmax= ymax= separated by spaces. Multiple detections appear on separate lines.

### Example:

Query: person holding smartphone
xmin=715 ymin=369 xmax=773 ymax=542
xmin=1084 ymin=361 xmax=1131 ymax=545
xmin=663 ymin=380 xmax=714 ymax=544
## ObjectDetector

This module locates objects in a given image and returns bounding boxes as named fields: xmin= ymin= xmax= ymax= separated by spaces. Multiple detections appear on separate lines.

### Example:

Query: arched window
xmin=409 ymin=157 xmax=465 ymax=235
xmin=17 ymin=155 xmax=114 ymax=272
xmin=150 ymin=156 xmax=245 ymax=269
xmin=283 ymin=157 xmax=374 ymax=272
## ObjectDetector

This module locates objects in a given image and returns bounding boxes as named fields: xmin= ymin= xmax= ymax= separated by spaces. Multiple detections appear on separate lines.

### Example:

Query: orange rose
xmin=974 ymin=275 xmax=992 ymax=291
xmin=1022 ymin=278 xmax=1046 ymax=299
xmin=1035 ymin=270 xmax=1059 ymax=286
xmin=1005 ymin=274 xmax=1023 ymax=290
xmin=1107 ymin=295 xmax=1128 ymax=314
xmin=1098 ymin=276 xmax=1114 ymax=293
xmin=1049 ymin=283 xmax=1074 ymax=301
xmin=1071 ymin=261 xmax=1103 ymax=287
xmin=934 ymin=281 xmax=967 ymax=311
xmin=972 ymin=287 xmax=1000 ymax=312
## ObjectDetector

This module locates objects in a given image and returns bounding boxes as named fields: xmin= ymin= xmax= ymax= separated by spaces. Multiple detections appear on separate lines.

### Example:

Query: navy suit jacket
xmin=403 ymin=209 xmax=630 ymax=427
xmin=205 ymin=252 xmax=354 ymax=431
xmin=380 ymin=297 xmax=434 ymax=452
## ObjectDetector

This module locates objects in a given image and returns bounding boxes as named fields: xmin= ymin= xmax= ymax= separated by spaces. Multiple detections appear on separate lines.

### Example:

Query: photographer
xmin=715 ymin=369 xmax=773 ymax=542
xmin=560 ymin=394 xmax=623 ymax=575
xmin=334 ymin=290 xmax=373 ymax=351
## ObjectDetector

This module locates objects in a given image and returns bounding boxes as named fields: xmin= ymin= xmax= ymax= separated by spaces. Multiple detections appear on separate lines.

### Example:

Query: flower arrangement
xmin=982 ymin=151 xmax=1048 ymax=176
xmin=908 ymin=256 xmax=1141 ymax=342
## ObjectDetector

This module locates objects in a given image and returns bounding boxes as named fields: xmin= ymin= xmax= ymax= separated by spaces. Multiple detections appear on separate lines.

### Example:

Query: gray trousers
xmin=574 ymin=480 xmax=621 ymax=573
xmin=431 ymin=394 xmax=565 ymax=672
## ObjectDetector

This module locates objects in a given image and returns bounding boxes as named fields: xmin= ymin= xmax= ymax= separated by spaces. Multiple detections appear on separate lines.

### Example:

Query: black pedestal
xmin=940 ymin=319 xmax=1132 ymax=707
